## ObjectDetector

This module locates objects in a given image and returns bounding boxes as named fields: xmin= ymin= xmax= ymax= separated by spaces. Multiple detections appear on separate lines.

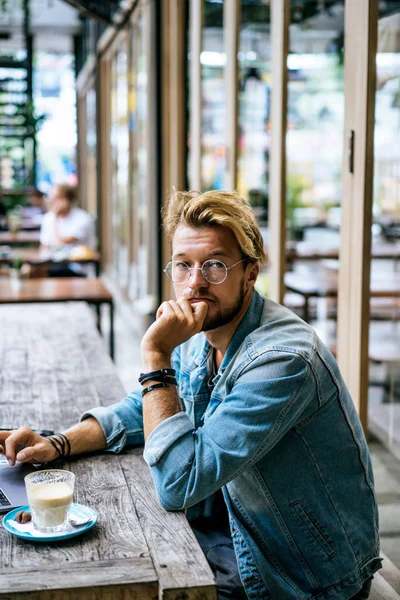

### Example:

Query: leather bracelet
xmin=138 ymin=368 xmax=176 ymax=385
xmin=48 ymin=433 xmax=71 ymax=457
xmin=141 ymin=381 xmax=176 ymax=397
xmin=57 ymin=433 xmax=71 ymax=456
xmin=139 ymin=374 xmax=177 ymax=386
xmin=48 ymin=436 xmax=64 ymax=458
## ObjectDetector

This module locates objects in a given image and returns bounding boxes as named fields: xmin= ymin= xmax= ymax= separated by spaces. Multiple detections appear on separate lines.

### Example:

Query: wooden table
xmin=0 ymin=303 xmax=216 ymax=600
xmin=0 ymin=248 xmax=101 ymax=277
xmin=285 ymin=270 xmax=400 ymax=322
xmin=0 ymin=230 xmax=40 ymax=246
xmin=264 ymin=242 xmax=400 ymax=262
xmin=0 ymin=278 xmax=114 ymax=358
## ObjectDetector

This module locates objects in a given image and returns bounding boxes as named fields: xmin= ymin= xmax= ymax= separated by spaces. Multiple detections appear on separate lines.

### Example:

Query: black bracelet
xmin=142 ymin=382 xmax=175 ymax=397
xmin=139 ymin=373 xmax=177 ymax=386
xmin=138 ymin=368 xmax=176 ymax=385
xmin=48 ymin=433 xmax=71 ymax=458
xmin=57 ymin=433 xmax=71 ymax=456
xmin=48 ymin=436 xmax=64 ymax=458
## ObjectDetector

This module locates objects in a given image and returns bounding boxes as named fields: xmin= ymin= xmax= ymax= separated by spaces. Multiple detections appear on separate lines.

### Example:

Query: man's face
xmin=171 ymin=225 xmax=253 ymax=332
xmin=50 ymin=194 xmax=70 ymax=218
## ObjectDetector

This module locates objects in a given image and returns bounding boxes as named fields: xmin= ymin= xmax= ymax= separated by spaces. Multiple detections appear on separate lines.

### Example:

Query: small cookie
xmin=15 ymin=510 xmax=32 ymax=524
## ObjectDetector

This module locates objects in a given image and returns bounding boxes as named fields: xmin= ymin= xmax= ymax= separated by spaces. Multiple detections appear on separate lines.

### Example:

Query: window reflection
xmin=368 ymin=4 xmax=400 ymax=463
xmin=111 ymin=42 xmax=129 ymax=289
xmin=283 ymin=1 xmax=344 ymax=336
xmin=237 ymin=1 xmax=271 ymax=225
xmin=201 ymin=0 xmax=226 ymax=191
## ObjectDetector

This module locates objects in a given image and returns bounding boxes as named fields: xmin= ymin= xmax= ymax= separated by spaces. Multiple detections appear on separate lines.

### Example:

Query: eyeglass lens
xmin=165 ymin=260 xmax=227 ymax=284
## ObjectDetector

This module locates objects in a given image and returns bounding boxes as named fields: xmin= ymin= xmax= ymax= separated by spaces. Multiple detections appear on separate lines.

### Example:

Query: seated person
xmin=1 ymin=191 xmax=380 ymax=600
xmin=40 ymin=184 xmax=96 ymax=277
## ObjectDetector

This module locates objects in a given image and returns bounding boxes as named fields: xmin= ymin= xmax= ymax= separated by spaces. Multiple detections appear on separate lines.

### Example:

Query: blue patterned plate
xmin=2 ymin=503 xmax=97 ymax=542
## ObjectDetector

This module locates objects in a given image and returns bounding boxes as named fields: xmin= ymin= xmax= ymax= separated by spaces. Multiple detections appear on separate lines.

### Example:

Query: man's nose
xmin=188 ymin=267 xmax=208 ymax=288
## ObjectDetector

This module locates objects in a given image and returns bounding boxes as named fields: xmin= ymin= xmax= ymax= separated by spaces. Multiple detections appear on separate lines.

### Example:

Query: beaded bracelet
xmin=141 ymin=382 xmax=175 ymax=397
xmin=138 ymin=368 xmax=176 ymax=385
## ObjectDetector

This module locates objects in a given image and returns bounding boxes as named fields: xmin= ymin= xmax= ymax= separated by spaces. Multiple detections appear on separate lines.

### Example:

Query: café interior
xmin=0 ymin=0 xmax=400 ymax=597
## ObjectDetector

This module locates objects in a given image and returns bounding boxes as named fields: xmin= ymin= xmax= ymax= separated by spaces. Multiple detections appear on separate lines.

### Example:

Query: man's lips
xmin=188 ymin=297 xmax=214 ymax=304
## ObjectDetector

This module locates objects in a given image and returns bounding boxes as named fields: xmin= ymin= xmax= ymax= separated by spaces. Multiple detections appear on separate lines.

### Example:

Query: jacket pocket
xmin=290 ymin=501 xmax=336 ymax=559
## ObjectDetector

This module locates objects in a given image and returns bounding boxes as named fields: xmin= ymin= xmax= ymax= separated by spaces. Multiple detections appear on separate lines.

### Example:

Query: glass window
xmin=110 ymin=38 xmax=130 ymax=291
xmin=283 ymin=1 xmax=345 ymax=342
xmin=368 ymin=4 xmax=400 ymax=469
xmin=200 ymin=0 xmax=226 ymax=190
xmin=35 ymin=52 xmax=77 ymax=192
xmin=237 ymin=1 xmax=271 ymax=226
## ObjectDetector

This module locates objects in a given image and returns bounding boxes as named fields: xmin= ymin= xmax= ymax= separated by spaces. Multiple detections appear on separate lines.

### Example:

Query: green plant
xmin=286 ymin=174 xmax=310 ymax=238
xmin=12 ymin=257 xmax=24 ymax=270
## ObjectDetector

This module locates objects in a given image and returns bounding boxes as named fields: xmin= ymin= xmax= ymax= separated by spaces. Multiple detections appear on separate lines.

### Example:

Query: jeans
xmin=192 ymin=517 xmax=373 ymax=600
xmin=191 ymin=518 xmax=247 ymax=600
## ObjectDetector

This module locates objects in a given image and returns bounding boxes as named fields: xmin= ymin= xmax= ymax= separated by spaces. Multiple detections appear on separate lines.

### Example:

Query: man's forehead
xmin=172 ymin=224 xmax=238 ymax=249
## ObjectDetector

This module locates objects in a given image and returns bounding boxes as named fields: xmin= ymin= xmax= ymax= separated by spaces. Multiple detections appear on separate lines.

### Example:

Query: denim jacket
xmin=83 ymin=291 xmax=381 ymax=600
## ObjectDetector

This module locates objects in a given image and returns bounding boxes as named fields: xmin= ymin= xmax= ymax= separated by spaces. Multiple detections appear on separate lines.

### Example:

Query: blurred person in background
xmin=39 ymin=183 xmax=96 ymax=277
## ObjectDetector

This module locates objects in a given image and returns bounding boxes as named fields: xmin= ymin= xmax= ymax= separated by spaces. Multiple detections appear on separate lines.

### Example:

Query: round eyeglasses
xmin=164 ymin=259 xmax=247 ymax=285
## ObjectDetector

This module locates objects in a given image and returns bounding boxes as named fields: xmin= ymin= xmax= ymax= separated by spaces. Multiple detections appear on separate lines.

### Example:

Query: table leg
xmin=304 ymin=296 xmax=310 ymax=322
xmin=109 ymin=301 xmax=115 ymax=360
xmin=95 ymin=304 xmax=102 ymax=333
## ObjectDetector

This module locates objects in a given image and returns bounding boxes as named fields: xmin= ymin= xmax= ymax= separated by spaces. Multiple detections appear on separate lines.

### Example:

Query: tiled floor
xmin=105 ymin=302 xmax=400 ymax=571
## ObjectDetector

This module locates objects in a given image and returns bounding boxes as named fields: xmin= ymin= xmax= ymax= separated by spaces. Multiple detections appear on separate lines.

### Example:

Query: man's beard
xmin=200 ymin=284 xmax=246 ymax=332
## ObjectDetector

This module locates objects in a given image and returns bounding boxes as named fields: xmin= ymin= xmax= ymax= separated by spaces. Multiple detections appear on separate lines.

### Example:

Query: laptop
xmin=0 ymin=457 xmax=36 ymax=513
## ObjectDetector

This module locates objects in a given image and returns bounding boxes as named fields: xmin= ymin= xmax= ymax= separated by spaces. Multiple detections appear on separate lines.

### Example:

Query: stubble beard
xmin=201 ymin=283 xmax=247 ymax=332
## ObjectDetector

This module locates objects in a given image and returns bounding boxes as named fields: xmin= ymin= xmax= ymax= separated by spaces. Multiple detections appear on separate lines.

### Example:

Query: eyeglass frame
xmin=163 ymin=258 xmax=248 ymax=285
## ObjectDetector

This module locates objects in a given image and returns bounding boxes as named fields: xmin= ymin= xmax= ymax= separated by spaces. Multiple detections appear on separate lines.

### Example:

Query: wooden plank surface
xmin=120 ymin=450 xmax=217 ymax=600
xmin=0 ymin=277 xmax=112 ymax=303
xmin=0 ymin=231 xmax=40 ymax=246
xmin=370 ymin=573 xmax=400 ymax=600
xmin=0 ymin=303 xmax=215 ymax=599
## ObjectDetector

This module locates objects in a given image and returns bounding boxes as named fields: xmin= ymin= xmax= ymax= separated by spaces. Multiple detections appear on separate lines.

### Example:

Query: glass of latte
xmin=25 ymin=470 xmax=75 ymax=532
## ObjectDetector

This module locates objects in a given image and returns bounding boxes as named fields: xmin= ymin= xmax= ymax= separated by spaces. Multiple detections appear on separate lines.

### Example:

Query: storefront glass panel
xmin=200 ymin=0 xmax=226 ymax=191
xmin=368 ymin=4 xmax=400 ymax=472
xmin=284 ymin=1 xmax=345 ymax=345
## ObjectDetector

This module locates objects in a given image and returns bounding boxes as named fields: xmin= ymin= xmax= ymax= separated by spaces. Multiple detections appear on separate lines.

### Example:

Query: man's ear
xmin=245 ymin=262 xmax=259 ymax=291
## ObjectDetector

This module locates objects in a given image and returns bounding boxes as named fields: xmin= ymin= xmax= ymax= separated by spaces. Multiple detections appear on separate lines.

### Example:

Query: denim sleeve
xmin=143 ymin=351 xmax=315 ymax=510
xmin=80 ymin=347 xmax=183 ymax=453
xmin=80 ymin=389 xmax=144 ymax=452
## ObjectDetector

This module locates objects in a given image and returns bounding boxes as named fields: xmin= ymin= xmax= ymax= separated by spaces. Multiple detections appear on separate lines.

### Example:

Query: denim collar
xmin=188 ymin=290 xmax=265 ymax=368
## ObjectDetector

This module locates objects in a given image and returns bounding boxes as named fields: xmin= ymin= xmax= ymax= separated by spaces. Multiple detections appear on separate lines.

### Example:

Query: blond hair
xmin=163 ymin=190 xmax=266 ymax=264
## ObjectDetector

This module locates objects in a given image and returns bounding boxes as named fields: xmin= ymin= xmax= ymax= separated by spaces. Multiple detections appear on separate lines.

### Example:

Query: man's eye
xmin=207 ymin=260 xmax=225 ymax=269
xmin=175 ymin=262 xmax=188 ymax=269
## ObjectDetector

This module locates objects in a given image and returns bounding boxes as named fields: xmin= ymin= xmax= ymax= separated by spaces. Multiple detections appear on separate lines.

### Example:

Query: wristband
xmin=138 ymin=368 xmax=176 ymax=385
xmin=141 ymin=381 xmax=175 ymax=397
xmin=139 ymin=373 xmax=177 ymax=386
xmin=48 ymin=433 xmax=71 ymax=458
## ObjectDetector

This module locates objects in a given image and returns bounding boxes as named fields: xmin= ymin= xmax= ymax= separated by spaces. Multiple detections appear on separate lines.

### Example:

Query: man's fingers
xmin=192 ymin=301 xmax=208 ymax=324
xmin=0 ymin=431 xmax=11 ymax=454
xmin=156 ymin=301 xmax=174 ymax=319
xmin=3 ymin=428 xmax=38 ymax=466
xmin=16 ymin=442 xmax=51 ymax=464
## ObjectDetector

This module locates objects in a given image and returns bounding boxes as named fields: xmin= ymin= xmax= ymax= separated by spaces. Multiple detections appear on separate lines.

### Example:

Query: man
xmin=1 ymin=191 xmax=381 ymax=599
xmin=40 ymin=183 xmax=95 ymax=276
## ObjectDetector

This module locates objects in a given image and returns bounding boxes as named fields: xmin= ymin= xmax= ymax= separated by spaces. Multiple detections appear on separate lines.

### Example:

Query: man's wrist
xmin=141 ymin=350 xmax=171 ymax=372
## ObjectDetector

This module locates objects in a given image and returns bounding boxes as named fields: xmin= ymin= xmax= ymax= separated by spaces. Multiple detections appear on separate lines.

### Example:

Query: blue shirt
xmin=83 ymin=291 xmax=381 ymax=599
